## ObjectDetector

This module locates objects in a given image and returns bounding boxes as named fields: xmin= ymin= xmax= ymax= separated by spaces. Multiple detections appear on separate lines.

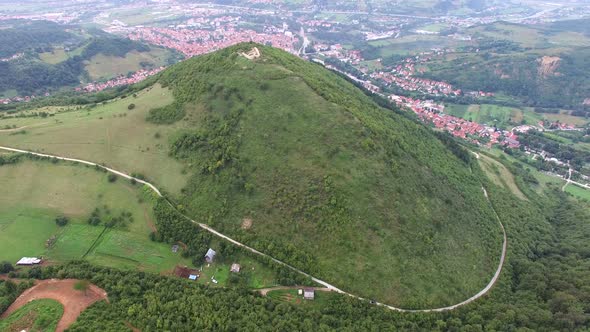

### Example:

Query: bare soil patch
xmin=1 ymin=279 xmax=108 ymax=332
xmin=538 ymin=56 xmax=561 ymax=77
xmin=241 ymin=218 xmax=253 ymax=230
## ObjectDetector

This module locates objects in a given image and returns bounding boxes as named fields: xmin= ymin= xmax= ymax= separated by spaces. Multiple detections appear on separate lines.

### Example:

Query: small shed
xmin=188 ymin=274 xmax=198 ymax=281
xmin=230 ymin=263 xmax=241 ymax=273
xmin=171 ymin=245 xmax=179 ymax=253
xmin=16 ymin=257 xmax=41 ymax=266
xmin=205 ymin=248 xmax=216 ymax=263
xmin=303 ymin=288 xmax=315 ymax=300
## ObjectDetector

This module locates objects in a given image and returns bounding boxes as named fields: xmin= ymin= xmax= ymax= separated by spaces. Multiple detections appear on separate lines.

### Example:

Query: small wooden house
xmin=205 ymin=248 xmax=216 ymax=263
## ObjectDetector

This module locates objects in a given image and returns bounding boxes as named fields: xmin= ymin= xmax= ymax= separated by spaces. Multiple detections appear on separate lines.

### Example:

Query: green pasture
xmin=477 ymin=154 xmax=527 ymax=200
xmin=38 ymin=48 xmax=69 ymax=64
xmin=565 ymin=184 xmax=590 ymax=201
xmin=445 ymin=103 xmax=545 ymax=129
xmin=0 ymin=299 xmax=63 ymax=332
xmin=86 ymin=229 xmax=193 ymax=272
xmin=0 ymin=159 xmax=191 ymax=272
xmin=0 ymin=84 xmax=189 ymax=195
xmin=194 ymin=250 xmax=278 ymax=289
xmin=85 ymin=48 xmax=171 ymax=81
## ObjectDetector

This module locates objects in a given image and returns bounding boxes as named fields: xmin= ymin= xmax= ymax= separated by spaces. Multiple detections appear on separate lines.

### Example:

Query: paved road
xmin=0 ymin=145 xmax=507 ymax=312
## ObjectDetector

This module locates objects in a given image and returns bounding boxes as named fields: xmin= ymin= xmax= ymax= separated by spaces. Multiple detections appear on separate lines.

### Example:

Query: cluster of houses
xmin=2 ymin=67 xmax=163 ymax=106
xmin=174 ymin=247 xmax=241 ymax=284
xmin=371 ymin=53 xmax=492 ymax=98
xmin=127 ymin=25 xmax=297 ymax=58
xmin=0 ymin=53 xmax=24 ymax=62
xmin=1 ymin=94 xmax=40 ymax=105
xmin=77 ymin=67 xmax=165 ymax=93
xmin=391 ymin=95 xmax=521 ymax=148
xmin=314 ymin=43 xmax=364 ymax=65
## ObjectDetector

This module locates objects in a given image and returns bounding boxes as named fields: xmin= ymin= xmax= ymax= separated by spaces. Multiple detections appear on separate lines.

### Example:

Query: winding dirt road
xmin=0 ymin=145 xmax=507 ymax=312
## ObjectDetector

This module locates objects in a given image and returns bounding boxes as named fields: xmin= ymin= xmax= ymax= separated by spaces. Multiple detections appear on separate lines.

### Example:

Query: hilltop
xmin=0 ymin=43 xmax=503 ymax=308
xmin=146 ymin=43 xmax=503 ymax=308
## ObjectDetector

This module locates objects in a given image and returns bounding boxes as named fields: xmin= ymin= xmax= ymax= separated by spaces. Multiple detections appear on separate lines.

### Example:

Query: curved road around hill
xmin=0 ymin=145 xmax=507 ymax=313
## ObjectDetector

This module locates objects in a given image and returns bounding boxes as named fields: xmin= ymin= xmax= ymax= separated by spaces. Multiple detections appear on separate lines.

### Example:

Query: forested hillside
xmin=8 ymin=180 xmax=589 ymax=331
xmin=147 ymin=43 xmax=503 ymax=308
xmin=422 ymin=49 xmax=590 ymax=108
xmin=419 ymin=21 xmax=590 ymax=109
xmin=0 ymin=20 xmax=179 ymax=95
xmin=0 ymin=20 xmax=75 ymax=58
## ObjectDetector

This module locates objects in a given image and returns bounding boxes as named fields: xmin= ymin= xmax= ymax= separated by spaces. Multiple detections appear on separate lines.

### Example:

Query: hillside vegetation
xmin=0 ymin=19 xmax=179 ymax=96
xmin=148 ymin=43 xmax=503 ymax=308
xmin=421 ymin=21 xmax=590 ymax=109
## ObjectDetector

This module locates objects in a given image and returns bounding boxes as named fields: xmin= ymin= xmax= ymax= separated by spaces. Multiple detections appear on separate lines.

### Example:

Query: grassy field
xmin=368 ymin=34 xmax=461 ymax=57
xmin=85 ymin=228 xmax=194 ymax=272
xmin=0 ymin=84 xmax=189 ymax=195
xmin=0 ymin=299 xmax=63 ymax=332
xmin=443 ymin=103 xmax=579 ymax=128
xmin=85 ymin=49 xmax=171 ymax=81
xmin=477 ymin=154 xmax=527 ymax=200
xmin=468 ymin=22 xmax=546 ymax=48
xmin=39 ymin=48 xmax=69 ymax=64
xmin=417 ymin=23 xmax=448 ymax=33
xmin=0 ymin=159 xmax=192 ymax=273
xmin=543 ymin=111 xmax=590 ymax=126
xmin=565 ymin=184 xmax=590 ymax=201
xmin=484 ymin=148 xmax=566 ymax=194
xmin=194 ymin=247 xmax=278 ymax=289
xmin=445 ymin=103 xmax=588 ymax=129
xmin=0 ymin=209 xmax=61 ymax=263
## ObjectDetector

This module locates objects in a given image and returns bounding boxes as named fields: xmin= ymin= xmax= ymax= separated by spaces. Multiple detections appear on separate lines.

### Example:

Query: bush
xmin=0 ymin=261 xmax=14 ymax=273
xmin=55 ymin=216 xmax=69 ymax=227
xmin=107 ymin=173 xmax=117 ymax=183
xmin=127 ymin=103 xmax=136 ymax=110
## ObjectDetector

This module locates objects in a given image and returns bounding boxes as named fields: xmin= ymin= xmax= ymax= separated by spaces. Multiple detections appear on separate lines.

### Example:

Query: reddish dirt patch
xmin=241 ymin=218 xmax=253 ymax=230
xmin=173 ymin=265 xmax=200 ymax=279
xmin=1 ymin=279 xmax=108 ymax=332
xmin=125 ymin=321 xmax=141 ymax=332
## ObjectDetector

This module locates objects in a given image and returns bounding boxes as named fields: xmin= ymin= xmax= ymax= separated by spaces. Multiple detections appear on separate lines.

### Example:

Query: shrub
xmin=128 ymin=103 xmax=136 ymax=110
xmin=55 ymin=216 xmax=69 ymax=227
xmin=107 ymin=173 xmax=117 ymax=183
xmin=0 ymin=261 xmax=14 ymax=273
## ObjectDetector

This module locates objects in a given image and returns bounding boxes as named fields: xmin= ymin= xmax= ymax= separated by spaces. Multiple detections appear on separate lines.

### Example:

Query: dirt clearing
xmin=241 ymin=218 xmax=253 ymax=230
xmin=1 ymin=279 xmax=108 ymax=332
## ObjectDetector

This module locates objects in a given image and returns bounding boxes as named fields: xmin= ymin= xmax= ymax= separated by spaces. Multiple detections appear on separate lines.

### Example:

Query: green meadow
xmin=0 ymin=84 xmax=189 ymax=195
xmin=85 ymin=48 xmax=171 ymax=81
xmin=0 ymin=159 xmax=191 ymax=273
xmin=0 ymin=299 xmax=63 ymax=332
xmin=565 ymin=184 xmax=590 ymax=201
